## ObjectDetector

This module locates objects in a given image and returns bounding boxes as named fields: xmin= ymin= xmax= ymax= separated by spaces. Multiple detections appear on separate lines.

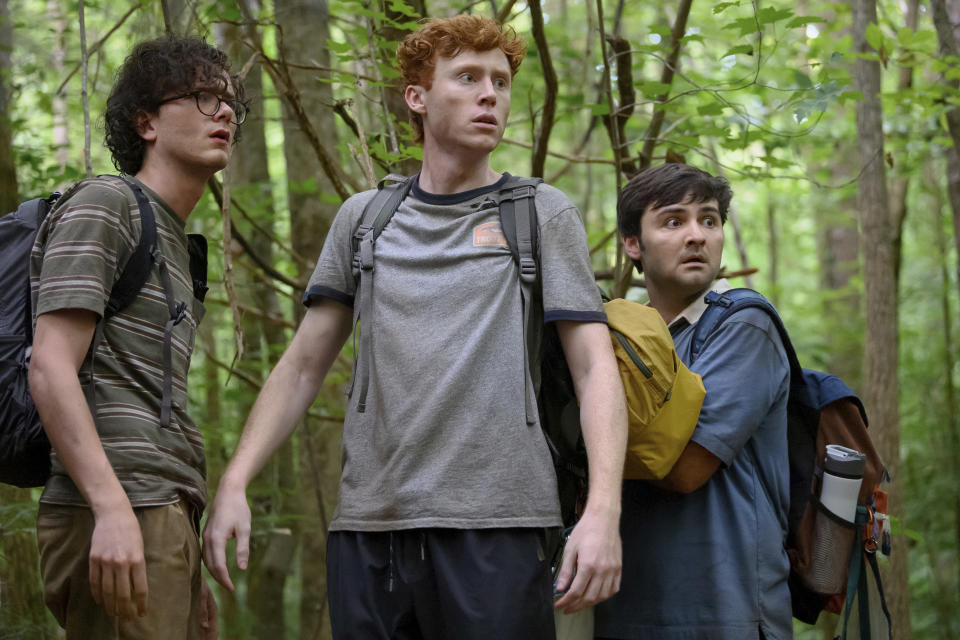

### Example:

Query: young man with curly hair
xmin=203 ymin=15 xmax=627 ymax=639
xmin=29 ymin=36 xmax=245 ymax=639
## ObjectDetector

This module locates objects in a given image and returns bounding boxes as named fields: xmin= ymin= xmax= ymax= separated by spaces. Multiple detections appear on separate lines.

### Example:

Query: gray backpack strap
xmin=497 ymin=177 xmax=543 ymax=425
xmin=349 ymin=174 xmax=416 ymax=412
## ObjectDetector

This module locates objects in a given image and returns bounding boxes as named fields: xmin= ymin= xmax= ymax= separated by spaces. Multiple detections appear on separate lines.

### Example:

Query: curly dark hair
xmin=104 ymin=36 xmax=248 ymax=175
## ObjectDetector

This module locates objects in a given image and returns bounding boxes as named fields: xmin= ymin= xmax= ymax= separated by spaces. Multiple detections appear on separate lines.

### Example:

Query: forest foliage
xmin=1 ymin=0 xmax=959 ymax=638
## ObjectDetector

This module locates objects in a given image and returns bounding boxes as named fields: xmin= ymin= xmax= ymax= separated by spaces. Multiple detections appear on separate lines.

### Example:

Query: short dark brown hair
xmin=618 ymin=163 xmax=732 ymax=273
xmin=104 ymin=36 xmax=247 ymax=175
xmin=397 ymin=16 xmax=526 ymax=143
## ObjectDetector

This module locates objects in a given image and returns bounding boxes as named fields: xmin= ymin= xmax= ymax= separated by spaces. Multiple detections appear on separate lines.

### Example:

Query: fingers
xmin=201 ymin=527 xmax=235 ymax=592
xmin=236 ymin=525 xmax=250 ymax=572
xmin=132 ymin=559 xmax=149 ymax=617
xmin=200 ymin=581 xmax=219 ymax=640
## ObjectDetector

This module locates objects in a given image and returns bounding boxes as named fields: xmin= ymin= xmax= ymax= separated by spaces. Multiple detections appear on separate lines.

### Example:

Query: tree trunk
xmin=852 ymin=1 xmax=910 ymax=638
xmin=48 ymin=0 xmax=68 ymax=173
xmin=273 ymin=3 xmax=344 ymax=638
xmin=0 ymin=0 xmax=17 ymax=209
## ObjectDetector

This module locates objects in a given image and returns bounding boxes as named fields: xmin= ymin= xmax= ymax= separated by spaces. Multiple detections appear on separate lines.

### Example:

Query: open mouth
xmin=473 ymin=115 xmax=497 ymax=126
xmin=681 ymin=255 xmax=706 ymax=265
xmin=211 ymin=130 xmax=230 ymax=143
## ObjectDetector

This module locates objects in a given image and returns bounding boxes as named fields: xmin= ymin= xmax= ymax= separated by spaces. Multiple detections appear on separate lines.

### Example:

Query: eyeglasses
xmin=158 ymin=90 xmax=247 ymax=125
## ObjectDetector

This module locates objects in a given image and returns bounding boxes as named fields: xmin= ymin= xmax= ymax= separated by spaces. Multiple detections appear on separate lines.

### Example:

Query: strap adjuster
xmin=519 ymin=257 xmax=537 ymax=282
xmin=359 ymin=234 xmax=375 ymax=271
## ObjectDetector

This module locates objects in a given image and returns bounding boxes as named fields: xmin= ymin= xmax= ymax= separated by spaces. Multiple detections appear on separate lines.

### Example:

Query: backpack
xmin=349 ymin=174 xmax=705 ymax=528
xmin=692 ymin=288 xmax=892 ymax=636
xmin=0 ymin=176 xmax=166 ymax=488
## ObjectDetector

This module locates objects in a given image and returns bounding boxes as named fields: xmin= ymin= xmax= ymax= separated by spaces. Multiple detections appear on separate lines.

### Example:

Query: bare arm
xmin=654 ymin=441 xmax=723 ymax=494
xmin=29 ymin=309 xmax=148 ymax=620
xmin=202 ymin=299 xmax=353 ymax=590
xmin=552 ymin=320 xmax=628 ymax=614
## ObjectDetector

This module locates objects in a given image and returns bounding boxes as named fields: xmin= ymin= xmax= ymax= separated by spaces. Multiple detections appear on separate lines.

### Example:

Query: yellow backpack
xmin=604 ymin=299 xmax=705 ymax=480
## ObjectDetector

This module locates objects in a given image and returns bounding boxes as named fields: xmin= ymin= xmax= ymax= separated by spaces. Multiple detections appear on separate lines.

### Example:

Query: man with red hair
xmin=204 ymin=15 xmax=626 ymax=638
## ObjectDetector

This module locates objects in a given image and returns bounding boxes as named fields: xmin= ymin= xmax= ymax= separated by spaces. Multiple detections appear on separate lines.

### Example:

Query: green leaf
xmin=326 ymin=39 xmax=355 ymax=54
xmin=713 ymin=1 xmax=740 ymax=14
xmin=723 ymin=16 xmax=759 ymax=37
xmin=387 ymin=0 xmax=421 ymax=18
xmin=682 ymin=34 xmax=705 ymax=45
xmin=785 ymin=16 xmax=827 ymax=28
xmin=638 ymin=81 xmax=672 ymax=96
xmin=756 ymin=7 xmax=794 ymax=25
xmin=697 ymin=102 xmax=725 ymax=116
xmin=588 ymin=103 xmax=611 ymax=116
xmin=865 ymin=23 xmax=884 ymax=52
xmin=649 ymin=24 xmax=672 ymax=39
xmin=722 ymin=44 xmax=754 ymax=58
xmin=793 ymin=70 xmax=813 ymax=89
xmin=319 ymin=192 xmax=343 ymax=205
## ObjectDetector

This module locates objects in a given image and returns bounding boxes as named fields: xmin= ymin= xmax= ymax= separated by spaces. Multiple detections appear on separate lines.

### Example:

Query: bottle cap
xmin=824 ymin=444 xmax=866 ymax=477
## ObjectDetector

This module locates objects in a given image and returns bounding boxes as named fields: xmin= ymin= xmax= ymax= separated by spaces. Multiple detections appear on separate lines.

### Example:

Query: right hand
xmin=201 ymin=483 xmax=251 ymax=591
xmin=89 ymin=505 xmax=148 ymax=619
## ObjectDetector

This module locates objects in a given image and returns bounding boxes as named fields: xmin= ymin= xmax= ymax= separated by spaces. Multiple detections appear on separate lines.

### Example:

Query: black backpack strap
xmin=497 ymin=176 xmax=542 ymax=425
xmin=349 ymin=174 xmax=416 ymax=412
xmin=690 ymin=288 xmax=803 ymax=383
xmin=88 ymin=176 xmax=183 ymax=429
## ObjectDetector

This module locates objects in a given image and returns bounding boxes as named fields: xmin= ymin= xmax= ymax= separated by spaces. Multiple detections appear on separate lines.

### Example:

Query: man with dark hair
xmin=203 ymin=14 xmax=627 ymax=639
xmin=29 ymin=36 xmax=245 ymax=639
xmin=594 ymin=163 xmax=793 ymax=639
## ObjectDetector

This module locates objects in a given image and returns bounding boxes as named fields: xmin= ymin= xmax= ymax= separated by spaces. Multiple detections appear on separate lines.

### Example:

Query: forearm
xmin=219 ymin=357 xmax=327 ymax=489
xmin=577 ymin=365 xmax=628 ymax=515
xmin=220 ymin=301 xmax=353 ymax=491
xmin=29 ymin=360 xmax=129 ymax=515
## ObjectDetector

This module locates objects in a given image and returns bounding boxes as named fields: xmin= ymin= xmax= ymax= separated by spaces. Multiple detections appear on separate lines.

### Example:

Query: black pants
xmin=327 ymin=528 xmax=555 ymax=640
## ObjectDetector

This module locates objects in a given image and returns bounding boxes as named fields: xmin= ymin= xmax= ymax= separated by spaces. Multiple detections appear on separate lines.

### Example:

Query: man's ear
xmin=622 ymin=235 xmax=642 ymax=261
xmin=135 ymin=110 xmax=158 ymax=143
xmin=405 ymin=85 xmax=427 ymax=115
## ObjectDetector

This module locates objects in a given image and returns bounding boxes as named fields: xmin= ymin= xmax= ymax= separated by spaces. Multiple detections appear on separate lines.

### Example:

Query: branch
xmin=238 ymin=7 xmax=359 ymax=200
xmin=501 ymin=136 xmax=613 ymax=165
xmin=207 ymin=177 xmax=309 ymax=291
xmin=496 ymin=0 xmax=520 ymax=23
xmin=601 ymin=35 xmax=637 ymax=176
xmin=637 ymin=0 xmax=693 ymax=171
xmin=204 ymin=297 xmax=297 ymax=330
xmin=78 ymin=0 xmax=92 ymax=178
xmin=57 ymin=3 xmax=141 ymax=96
xmin=219 ymin=169 xmax=245 ymax=367
xmin=528 ymin=0 xmax=557 ymax=178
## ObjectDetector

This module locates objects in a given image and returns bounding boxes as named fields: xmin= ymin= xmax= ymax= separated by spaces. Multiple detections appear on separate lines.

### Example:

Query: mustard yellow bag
xmin=604 ymin=299 xmax=705 ymax=480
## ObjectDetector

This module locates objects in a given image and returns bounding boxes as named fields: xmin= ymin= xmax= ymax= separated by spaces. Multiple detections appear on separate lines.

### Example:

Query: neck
xmin=417 ymin=140 xmax=499 ymax=194
xmin=647 ymin=284 xmax=710 ymax=326
xmin=135 ymin=160 xmax=211 ymax=222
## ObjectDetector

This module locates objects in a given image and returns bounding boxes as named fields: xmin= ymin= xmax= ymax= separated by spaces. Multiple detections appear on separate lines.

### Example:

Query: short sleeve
xmin=33 ymin=181 xmax=138 ymax=319
xmin=536 ymin=185 xmax=605 ymax=324
xmin=302 ymin=190 xmax=378 ymax=308
xmin=688 ymin=309 xmax=790 ymax=465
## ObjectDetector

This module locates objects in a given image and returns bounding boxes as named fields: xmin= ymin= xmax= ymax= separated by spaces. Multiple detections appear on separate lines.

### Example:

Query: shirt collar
xmin=668 ymin=279 xmax=733 ymax=329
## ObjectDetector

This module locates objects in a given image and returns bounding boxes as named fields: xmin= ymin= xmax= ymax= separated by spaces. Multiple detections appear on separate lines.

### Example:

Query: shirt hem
xmin=329 ymin=514 xmax=562 ymax=531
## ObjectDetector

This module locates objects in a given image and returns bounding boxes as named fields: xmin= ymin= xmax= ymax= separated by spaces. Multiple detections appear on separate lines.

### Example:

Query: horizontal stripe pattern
xmin=31 ymin=176 xmax=207 ymax=510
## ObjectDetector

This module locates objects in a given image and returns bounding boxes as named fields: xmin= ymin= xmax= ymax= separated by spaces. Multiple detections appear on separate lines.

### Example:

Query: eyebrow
xmin=449 ymin=62 xmax=512 ymax=79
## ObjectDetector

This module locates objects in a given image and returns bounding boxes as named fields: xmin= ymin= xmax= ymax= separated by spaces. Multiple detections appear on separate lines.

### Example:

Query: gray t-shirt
xmin=305 ymin=174 xmax=605 ymax=531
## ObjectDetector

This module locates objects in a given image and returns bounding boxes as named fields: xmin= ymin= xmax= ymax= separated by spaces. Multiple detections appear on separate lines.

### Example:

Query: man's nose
xmin=685 ymin=223 xmax=706 ymax=245
xmin=478 ymin=77 xmax=497 ymax=105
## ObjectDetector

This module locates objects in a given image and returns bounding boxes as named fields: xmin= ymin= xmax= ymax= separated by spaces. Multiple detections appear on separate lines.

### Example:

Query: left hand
xmin=553 ymin=506 xmax=622 ymax=614
xmin=199 ymin=579 xmax=219 ymax=640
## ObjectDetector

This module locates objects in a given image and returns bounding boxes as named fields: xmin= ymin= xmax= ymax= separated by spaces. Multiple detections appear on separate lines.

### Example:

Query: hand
xmin=88 ymin=504 xmax=148 ymax=619
xmin=201 ymin=484 xmax=251 ymax=591
xmin=199 ymin=579 xmax=219 ymax=640
xmin=552 ymin=506 xmax=622 ymax=614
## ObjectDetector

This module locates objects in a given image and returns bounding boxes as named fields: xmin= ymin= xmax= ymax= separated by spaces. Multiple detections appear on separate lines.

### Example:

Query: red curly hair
xmin=397 ymin=15 xmax=526 ymax=143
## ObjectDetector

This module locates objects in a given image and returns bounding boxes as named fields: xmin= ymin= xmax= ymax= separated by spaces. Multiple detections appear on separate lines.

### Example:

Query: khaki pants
xmin=37 ymin=501 xmax=202 ymax=640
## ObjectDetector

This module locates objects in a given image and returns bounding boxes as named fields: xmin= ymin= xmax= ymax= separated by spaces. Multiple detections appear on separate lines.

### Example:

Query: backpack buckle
xmin=358 ymin=235 xmax=375 ymax=271
xmin=510 ymin=185 xmax=536 ymax=201
xmin=519 ymin=256 xmax=536 ymax=283
xmin=704 ymin=290 xmax=731 ymax=307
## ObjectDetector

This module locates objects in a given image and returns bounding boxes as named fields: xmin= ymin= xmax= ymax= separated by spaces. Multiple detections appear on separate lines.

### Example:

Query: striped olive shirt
xmin=30 ymin=176 xmax=207 ymax=511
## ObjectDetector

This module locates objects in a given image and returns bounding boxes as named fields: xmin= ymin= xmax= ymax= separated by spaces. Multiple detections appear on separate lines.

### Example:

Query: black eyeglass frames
xmin=158 ymin=91 xmax=247 ymax=124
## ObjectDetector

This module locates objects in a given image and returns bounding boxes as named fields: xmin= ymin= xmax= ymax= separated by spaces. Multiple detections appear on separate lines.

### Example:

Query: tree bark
xmin=273 ymin=3 xmax=344 ymax=638
xmin=852 ymin=1 xmax=910 ymax=638
xmin=0 ymin=0 xmax=17 ymax=209
xmin=528 ymin=0 xmax=557 ymax=178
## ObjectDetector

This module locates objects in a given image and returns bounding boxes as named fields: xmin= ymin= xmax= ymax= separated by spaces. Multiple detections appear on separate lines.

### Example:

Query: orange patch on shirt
xmin=473 ymin=221 xmax=508 ymax=247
